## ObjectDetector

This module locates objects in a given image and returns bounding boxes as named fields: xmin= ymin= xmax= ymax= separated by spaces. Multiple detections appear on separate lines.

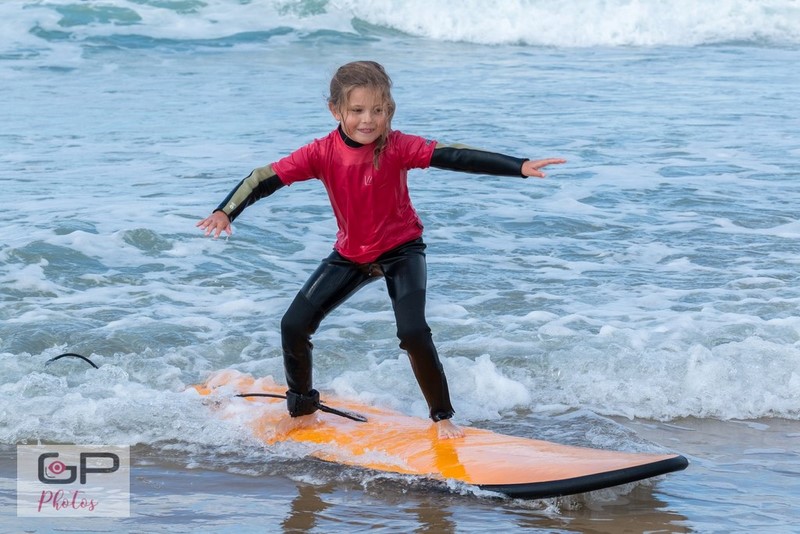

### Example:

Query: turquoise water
xmin=2 ymin=1 xmax=800 ymax=532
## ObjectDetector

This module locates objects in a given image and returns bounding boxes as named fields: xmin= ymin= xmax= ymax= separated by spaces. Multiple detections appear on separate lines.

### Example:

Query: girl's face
xmin=329 ymin=86 xmax=389 ymax=145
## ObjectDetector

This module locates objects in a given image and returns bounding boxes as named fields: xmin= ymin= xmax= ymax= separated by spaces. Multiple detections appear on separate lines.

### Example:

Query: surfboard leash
xmin=236 ymin=393 xmax=368 ymax=423
xmin=45 ymin=352 xmax=100 ymax=369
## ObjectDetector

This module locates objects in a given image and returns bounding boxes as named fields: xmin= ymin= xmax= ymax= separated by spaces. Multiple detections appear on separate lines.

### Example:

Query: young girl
xmin=198 ymin=61 xmax=565 ymax=439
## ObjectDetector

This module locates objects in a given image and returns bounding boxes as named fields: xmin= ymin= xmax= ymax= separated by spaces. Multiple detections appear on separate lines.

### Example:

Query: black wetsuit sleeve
xmin=214 ymin=165 xmax=285 ymax=222
xmin=430 ymin=143 xmax=528 ymax=177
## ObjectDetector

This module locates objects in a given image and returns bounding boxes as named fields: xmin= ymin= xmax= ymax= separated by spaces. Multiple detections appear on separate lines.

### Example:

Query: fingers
xmin=208 ymin=223 xmax=231 ymax=239
xmin=196 ymin=214 xmax=232 ymax=239
xmin=217 ymin=224 xmax=232 ymax=239
xmin=522 ymin=158 xmax=567 ymax=179
xmin=531 ymin=158 xmax=567 ymax=169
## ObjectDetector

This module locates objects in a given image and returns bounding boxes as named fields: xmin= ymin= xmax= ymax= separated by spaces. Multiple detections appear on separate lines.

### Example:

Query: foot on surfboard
xmin=436 ymin=419 xmax=465 ymax=440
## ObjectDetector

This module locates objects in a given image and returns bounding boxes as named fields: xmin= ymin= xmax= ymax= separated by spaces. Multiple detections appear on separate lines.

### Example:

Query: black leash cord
xmin=236 ymin=392 xmax=368 ymax=423
xmin=45 ymin=353 xmax=99 ymax=369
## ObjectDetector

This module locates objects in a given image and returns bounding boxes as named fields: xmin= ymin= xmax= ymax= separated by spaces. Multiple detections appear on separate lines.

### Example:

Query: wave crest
xmin=3 ymin=0 xmax=798 ymax=51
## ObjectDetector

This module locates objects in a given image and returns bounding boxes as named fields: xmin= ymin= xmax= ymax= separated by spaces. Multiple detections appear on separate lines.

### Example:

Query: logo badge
xmin=17 ymin=445 xmax=130 ymax=517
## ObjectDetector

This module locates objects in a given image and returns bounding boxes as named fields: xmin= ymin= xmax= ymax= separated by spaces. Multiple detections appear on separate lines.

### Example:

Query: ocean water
xmin=1 ymin=0 xmax=799 ymax=532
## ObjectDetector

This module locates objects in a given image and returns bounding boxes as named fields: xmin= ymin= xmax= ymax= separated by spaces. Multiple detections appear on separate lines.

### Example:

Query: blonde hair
xmin=328 ymin=61 xmax=396 ymax=167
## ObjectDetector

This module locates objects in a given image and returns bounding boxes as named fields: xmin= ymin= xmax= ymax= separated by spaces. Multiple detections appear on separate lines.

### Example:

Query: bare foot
xmin=436 ymin=419 xmax=465 ymax=439
xmin=274 ymin=412 xmax=320 ymax=440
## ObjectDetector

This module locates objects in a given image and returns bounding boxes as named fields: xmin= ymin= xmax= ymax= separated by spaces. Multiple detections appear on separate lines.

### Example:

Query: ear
xmin=328 ymin=101 xmax=342 ymax=122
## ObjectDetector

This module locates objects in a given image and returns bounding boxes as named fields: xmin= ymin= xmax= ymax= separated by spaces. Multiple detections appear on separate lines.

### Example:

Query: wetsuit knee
xmin=281 ymin=294 xmax=318 ymax=340
xmin=393 ymin=290 xmax=433 ymax=351
xmin=396 ymin=323 xmax=434 ymax=353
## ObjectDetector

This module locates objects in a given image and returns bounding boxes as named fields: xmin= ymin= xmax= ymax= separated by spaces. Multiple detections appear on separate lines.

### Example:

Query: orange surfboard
xmin=194 ymin=369 xmax=688 ymax=499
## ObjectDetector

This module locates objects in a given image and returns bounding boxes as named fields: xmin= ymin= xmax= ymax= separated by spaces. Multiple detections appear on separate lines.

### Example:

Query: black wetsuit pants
xmin=280 ymin=238 xmax=455 ymax=421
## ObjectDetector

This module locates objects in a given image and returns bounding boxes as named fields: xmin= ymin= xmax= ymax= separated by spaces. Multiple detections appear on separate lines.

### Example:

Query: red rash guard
xmin=272 ymin=129 xmax=436 ymax=263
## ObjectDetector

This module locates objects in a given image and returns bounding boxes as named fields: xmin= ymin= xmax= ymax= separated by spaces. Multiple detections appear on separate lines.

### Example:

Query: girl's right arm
xmin=196 ymin=164 xmax=285 ymax=239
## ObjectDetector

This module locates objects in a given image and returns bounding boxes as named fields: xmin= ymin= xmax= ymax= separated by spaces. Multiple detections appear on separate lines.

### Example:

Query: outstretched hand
xmin=522 ymin=158 xmax=567 ymax=178
xmin=196 ymin=210 xmax=232 ymax=239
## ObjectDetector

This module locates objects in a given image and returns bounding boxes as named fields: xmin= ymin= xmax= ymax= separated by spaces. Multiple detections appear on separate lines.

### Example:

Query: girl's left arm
xmin=430 ymin=143 xmax=565 ymax=178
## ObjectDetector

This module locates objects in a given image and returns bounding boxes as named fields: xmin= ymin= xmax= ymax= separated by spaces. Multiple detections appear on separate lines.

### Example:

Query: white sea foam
xmin=347 ymin=0 xmax=800 ymax=46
